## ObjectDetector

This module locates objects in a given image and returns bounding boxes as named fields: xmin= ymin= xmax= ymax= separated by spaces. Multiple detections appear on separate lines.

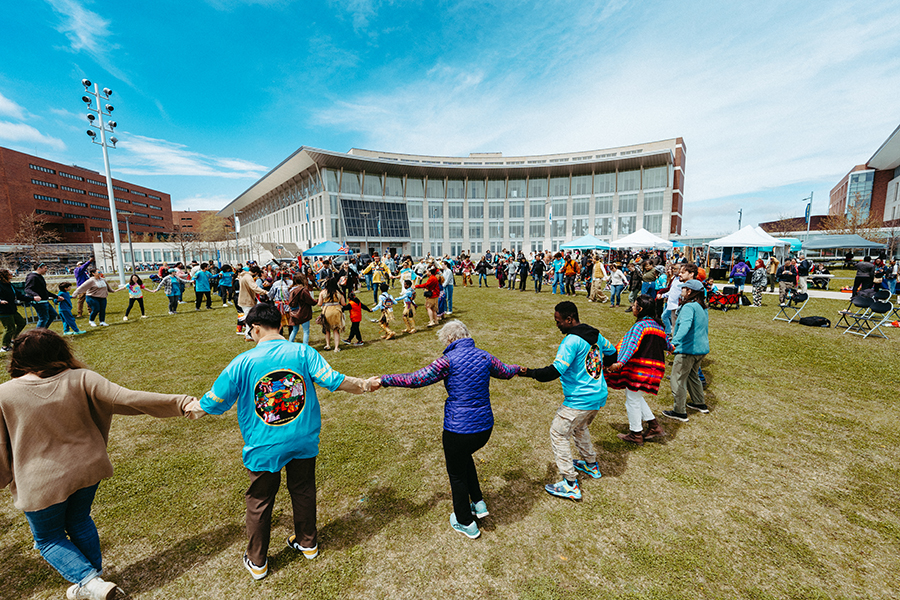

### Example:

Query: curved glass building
xmin=221 ymin=137 xmax=685 ymax=258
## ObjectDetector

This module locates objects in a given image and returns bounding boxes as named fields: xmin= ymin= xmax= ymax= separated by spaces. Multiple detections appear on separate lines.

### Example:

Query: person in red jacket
xmin=342 ymin=291 xmax=372 ymax=346
xmin=415 ymin=266 xmax=442 ymax=327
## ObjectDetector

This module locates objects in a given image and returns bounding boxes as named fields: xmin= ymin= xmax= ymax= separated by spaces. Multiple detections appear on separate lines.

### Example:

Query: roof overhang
xmin=867 ymin=123 xmax=900 ymax=171
xmin=220 ymin=146 xmax=674 ymax=217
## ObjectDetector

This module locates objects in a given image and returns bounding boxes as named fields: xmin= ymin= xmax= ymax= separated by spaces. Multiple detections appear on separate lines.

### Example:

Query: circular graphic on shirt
xmin=584 ymin=345 xmax=603 ymax=380
xmin=254 ymin=370 xmax=306 ymax=426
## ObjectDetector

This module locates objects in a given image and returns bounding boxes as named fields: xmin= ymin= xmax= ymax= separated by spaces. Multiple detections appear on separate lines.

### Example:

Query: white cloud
xmin=172 ymin=193 xmax=235 ymax=212
xmin=0 ymin=122 xmax=66 ymax=151
xmin=0 ymin=92 xmax=26 ymax=120
xmin=46 ymin=0 xmax=116 ymax=59
xmin=114 ymin=134 xmax=268 ymax=179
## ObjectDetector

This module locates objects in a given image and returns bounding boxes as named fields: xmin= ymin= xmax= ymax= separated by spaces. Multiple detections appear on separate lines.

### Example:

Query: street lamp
xmin=232 ymin=208 xmax=241 ymax=264
xmin=360 ymin=211 xmax=370 ymax=255
xmin=801 ymin=192 xmax=814 ymax=241
xmin=82 ymin=78 xmax=126 ymax=286
xmin=119 ymin=210 xmax=137 ymax=273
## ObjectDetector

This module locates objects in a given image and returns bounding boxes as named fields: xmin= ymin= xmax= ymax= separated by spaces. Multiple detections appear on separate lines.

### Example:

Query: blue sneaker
xmin=449 ymin=512 xmax=481 ymax=539
xmin=544 ymin=479 xmax=582 ymax=501
xmin=470 ymin=500 xmax=489 ymax=519
xmin=573 ymin=460 xmax=602 ymax=479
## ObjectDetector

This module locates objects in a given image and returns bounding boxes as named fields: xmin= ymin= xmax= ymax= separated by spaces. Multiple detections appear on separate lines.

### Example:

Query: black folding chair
xmin=773 ymin=290 xmax=809 ymax=323
xmin=843 ymin=298 xmax=884 ymax=336
xmin=835 ymin=295 xmax=872 ymax=329
xmin=859 ymin=301 xmax=894 ymax=339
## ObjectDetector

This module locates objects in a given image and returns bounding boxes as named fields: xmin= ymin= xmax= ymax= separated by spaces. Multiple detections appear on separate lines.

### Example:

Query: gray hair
xmin=438 ymin=320 xmax=471 ymax=346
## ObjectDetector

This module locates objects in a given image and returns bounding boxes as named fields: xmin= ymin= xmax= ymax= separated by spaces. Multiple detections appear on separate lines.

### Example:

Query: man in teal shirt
xmin=188 ymin=303 xmax=377 ymax=580
xmin=191 ymin=262 xmax=213 ymax=310
xmin=522 ymin=301 xmax=617 ymax=500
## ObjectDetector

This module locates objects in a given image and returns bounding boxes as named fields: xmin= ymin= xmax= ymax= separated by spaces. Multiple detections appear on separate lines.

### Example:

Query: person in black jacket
xmin=852 ymin=256 xmax=875 ymax=297
xmin=531 ymin=257 xmax=546 ymax=293
xmin=24 ymin=263 xmax=57 ymax=329
xmin=517 ymin=257 xmax=530 ymax=291
xmin=475 ymin=258 xmax=491 ymax=287
xmin=0 ymin=269 xmax=27 ymax=351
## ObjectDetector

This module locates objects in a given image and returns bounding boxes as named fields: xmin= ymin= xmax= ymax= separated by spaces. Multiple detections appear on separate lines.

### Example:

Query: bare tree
xmin=198 ymin=214 xmax=229 ymax=242
xmin=165 ymin=224 xmax=198 ymax=264
xmin=11 ymin=211 xmax=62 ymax=267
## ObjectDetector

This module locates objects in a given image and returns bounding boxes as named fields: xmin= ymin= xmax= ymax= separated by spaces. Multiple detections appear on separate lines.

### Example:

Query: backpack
xmin=798 ymin=316 xmax=831 ymax=327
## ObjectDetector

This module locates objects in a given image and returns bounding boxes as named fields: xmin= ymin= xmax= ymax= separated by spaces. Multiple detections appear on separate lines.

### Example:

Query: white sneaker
xmin=122 ymin=316 xmax=128 ymax=321
xmin=141 ymin=315 xmax=148 ymax=318
xmin=70 ymin=576 xmax=121 ymax=599
xmin=89 ymin=321 xmax=97 ymax=327
xmin=223 ymin=303 xmax=228 ymax=307
xmin=100 ymin=322 xmax=109 ymax=326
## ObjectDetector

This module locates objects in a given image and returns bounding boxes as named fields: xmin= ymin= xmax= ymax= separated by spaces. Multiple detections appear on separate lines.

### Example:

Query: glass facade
xmin=847 ymin=171 xmax=874 ymax=218
xmin=340 ymin=199 xmax=410 ymax=238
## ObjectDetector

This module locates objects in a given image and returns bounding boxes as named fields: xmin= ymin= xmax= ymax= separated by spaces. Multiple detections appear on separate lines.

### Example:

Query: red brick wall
xmin=0 ymin=146 xmax=173 ymax=244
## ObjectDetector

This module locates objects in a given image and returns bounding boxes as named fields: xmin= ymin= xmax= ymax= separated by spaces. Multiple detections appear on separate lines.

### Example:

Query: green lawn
xmin=1 ymin=285 xmax=899 ymax=599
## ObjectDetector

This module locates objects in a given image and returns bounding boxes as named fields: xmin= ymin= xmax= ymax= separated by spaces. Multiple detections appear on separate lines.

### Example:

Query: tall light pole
xmin=737 ymin=208 xmax=743 ymax=231
xmin=801 ymin=192 xmax=814 ymax=241
xmin=81 ymin=79 xmax=126 ymax=286
xmin=119 ymin=211 xmax=136 ymax=273
xmin=232 ymin=208 xmax=242 ymax=264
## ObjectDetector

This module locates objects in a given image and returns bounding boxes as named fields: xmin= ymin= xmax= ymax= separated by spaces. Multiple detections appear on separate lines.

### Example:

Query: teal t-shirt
xmin=552 ymin=333 xmax=617 ymax=410
xmin=200 ymin=339 xmax=346 ymax=472
xmin=193 ymin=270 xmax=212 ymax=292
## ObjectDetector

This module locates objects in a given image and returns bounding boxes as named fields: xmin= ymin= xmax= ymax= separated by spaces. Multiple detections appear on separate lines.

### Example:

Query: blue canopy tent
xmin=801 ymin=234 xmax=886 ymax=251
xmin=302 ymin=241 xmax=352 ymax=257
xmin=560 ymin=235 xmax=611 ymax=250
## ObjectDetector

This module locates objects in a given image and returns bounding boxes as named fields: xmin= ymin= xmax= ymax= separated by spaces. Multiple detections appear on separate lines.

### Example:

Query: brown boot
xmin=617 ymin=430 xmax=644 ymax=445
xmin=643 ymin=419 xmax=665 ymax=441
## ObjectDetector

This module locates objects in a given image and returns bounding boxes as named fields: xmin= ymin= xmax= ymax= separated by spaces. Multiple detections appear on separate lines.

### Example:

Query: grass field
xmin=1 ymin=284 xmax=899 ymax=599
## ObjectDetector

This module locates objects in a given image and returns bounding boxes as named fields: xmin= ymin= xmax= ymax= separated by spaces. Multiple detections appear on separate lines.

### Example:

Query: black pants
xmin=442 ymin=427 xmax=491 ymax=527
xmin=519 ymin=275 xmax=527 ymax=291
xmin=851 ymin=276 xmax=872 ymax=297
xmin=168 ymin=295 xmax=178 ymax=313
xmin=195 ymin=291 xmax=212 ymax=309
xmin=534 ymin=277 xmax=542 ymax=293
xmin=347 ymin=321 xmax=362 ymax=343
xmin=125 ymin=297 xmax=145 ymax=317
xmin=245 ymin=457 xmax=316 ymax=566
xmin=565 ymin=275 xmax=576 ymax=295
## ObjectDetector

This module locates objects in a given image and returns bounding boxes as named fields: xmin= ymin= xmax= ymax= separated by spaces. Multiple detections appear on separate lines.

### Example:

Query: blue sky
xmin=1 ymin=0 xmax=899 ymax=236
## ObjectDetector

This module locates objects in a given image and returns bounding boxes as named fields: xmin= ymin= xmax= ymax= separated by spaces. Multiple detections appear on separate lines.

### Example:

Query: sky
xmin=1 ymin=0 xmax=899 ymax=236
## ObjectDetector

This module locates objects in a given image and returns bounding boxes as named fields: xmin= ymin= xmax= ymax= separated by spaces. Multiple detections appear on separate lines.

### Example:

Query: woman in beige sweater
xmin=0 ymin=328 xmax=198 ymax=600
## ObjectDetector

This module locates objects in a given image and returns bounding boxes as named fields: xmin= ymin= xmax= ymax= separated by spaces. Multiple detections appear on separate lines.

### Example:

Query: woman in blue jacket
xmin=377 ymin=321 xmax=521 ymax=540
xmin=663 ymin=279 xmax=710 ymax=422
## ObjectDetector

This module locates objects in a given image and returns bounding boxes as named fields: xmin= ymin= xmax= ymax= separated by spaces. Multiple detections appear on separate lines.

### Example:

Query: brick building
xmin=0 ymin=146 xmax=173 ymax=244
xmin=828 ymin=124 xmax=900 ymax=224
xmin=173 ymin=210 xmax=217 ymax=232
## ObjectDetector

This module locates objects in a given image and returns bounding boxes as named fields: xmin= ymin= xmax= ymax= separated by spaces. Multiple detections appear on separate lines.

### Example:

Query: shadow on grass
xmin=272 ymin=485 xmax=445 ymax=568
xmin=0 ymin=537 xmax=63 ymax=598
xmin=478 ymin=466 xmax=553 ymax=531
xmin=107 ymin=523 xmax=244 ymax=595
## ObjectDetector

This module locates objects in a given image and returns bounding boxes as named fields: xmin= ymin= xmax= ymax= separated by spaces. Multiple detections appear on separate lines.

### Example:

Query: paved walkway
xmin=761 ymin=289 xmax=848 ymax=301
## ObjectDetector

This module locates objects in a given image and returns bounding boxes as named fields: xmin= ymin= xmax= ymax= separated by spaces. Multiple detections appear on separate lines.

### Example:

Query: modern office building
xmin=0 ymin=146 xmax=173 ymax=244
xmin=829 ymin=123 xmax=900 ymax=224
xmin=221 ymin=138 xmax=686 ymax=258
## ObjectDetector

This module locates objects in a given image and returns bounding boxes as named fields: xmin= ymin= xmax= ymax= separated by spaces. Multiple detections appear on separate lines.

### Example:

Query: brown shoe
xmin=385 ymin=332 xmax=396 ymax=340
xmin=643 ymin=419 xmax=665 ymax=441
xmin=617 ymin=430 xmax=644 ymax=445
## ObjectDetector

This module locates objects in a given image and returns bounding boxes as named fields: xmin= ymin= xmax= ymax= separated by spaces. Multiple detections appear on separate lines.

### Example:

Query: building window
xmin=35 ymin=194 xmax=60 ymax=203
xmin=87 ymin=178 xmax=104 ymax=186
xmin=530 ymin=221 xmax=545 ymax=239
xmin=32 ymin=179 xmax=57 ymax=188
xmin=469 ymin=223 xmax=483 ymax=239
xmin=90 ymin=204 xmax=109 ymax=211
xmin=342 ymin=171 xmax=362 ymax=195
xmin=644 ymin=191 xmax=664 ymax=211
xmin=594 ymin=216 xmax=612 ymax=237
xmin=447 ymin=180 xmax=465 ymax=199
xmin=594 ymin=172 xmax=615 ymax=194
xmin=508 ymin=201 xmax=524 ymax=219
xmin=551 ymin=199 xmax=567 ymax=218
xmin=489 ymin=222 xmax=503 ymax=239
xmin=409 ymin=222 xmax=423 ymax=238
xmin=469 ymin=202 xmax=483 ymax=219
xmin=572 ymin=198 xmax=589 ymax=216
xmin=148 ymin=204 xmax=163 ymax=210
xmin=60 ymin=185 xmax=85 ymax=194
xmin=88 ymin=191 xmax=108 ymax=199
xmin=468 ymin=179 xmax=486 ymax=199
xmin=30 ymin=164 xmax=56 ymax=174
xmin=487 ymin=179 xmax=505 ymax=199
xmin=148 ymin=194 xmax=162 ymax=200
xmin=426 ymin=178 xmax=445 ymax=199
xmin=551 ymin=219 xmax=567 ymax=237
xmin=406 ymin=177 xmax=425 ymax=197
xmin=619 ymin=194 xmax=638 ymax=213
xmin=448 ymin=202 xmax=464 ymax=219
xmin=449 ymin=223 xmax=464 ymax=239
xmin=572 ymin=218 xmax=588 ymax=237
xmin=508 ymin=179 xmax=526 ymax=199
xmin=643 ymin=166 xmax=667 ymax=189
xmin=470 ymin=241 xmax=482 ymax=254
xmin=385 ymin=175 xmax=404 ymax=197
xmin=407 ymin=200 xmax=423 ymax=219
xmin=428 ymin=201 xmax=443 ymax=220
xmin=509 ymin=222 xmax=524 ymax=240
xmin=64 ymin=223 xmax=85 ymax=233
xmin=90 ymin=227 xmax=111 ymax=232
xmin=131 ymin=190 xmax=146 ymax=197
xmin=363 ymin=173 xmax=383 ymax=196
xmin=596 ymin=196 xmax=613 ymax=214
xmin=36 ymin=209 xmax=62 ymax=216
xmin=643 ymin=214 xmax=663 ymax=234
xmin=113 ymin=185 xmax=129 ymax=193
xmin=488 ymin=202 xmax=504 ymax=219
xmin=60 ymin=171 xmax=84 ymax=181
xmin=530 ymin=200 xmax=545 ymax=218
xmin=619 ymin=170 xmax=640 ymax=192
xmin=323 ymin=168 xmax=341 ymax=192
xmin=63 ymin=199 xmax=88 ymax=207
xmin=550 ymin=176 xmax=569 ymax=197
xmin=528 ymin=177 xmax=547 ymax=199
xmin=618 ymin=216 xmax=637 ymax=235
xmin=430 ymin=241 xmax=443 ymax=256
xmin=572 ymin=174 xmax=591 ymax=196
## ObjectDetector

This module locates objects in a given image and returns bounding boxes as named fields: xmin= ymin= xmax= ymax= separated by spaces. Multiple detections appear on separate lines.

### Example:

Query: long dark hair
xmin=680 ymin=288 xmax=708 ymax=310
xmin=9 ymin=329 xmax=86 ymax=378
xmin=633 ymin=294 xmax=662 ymax=325
xmin=323 ymin=275 xmax=341 ymax=299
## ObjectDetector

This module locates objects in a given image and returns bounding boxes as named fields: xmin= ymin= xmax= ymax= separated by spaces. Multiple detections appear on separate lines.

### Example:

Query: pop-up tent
xmin=611 ymin=228 xmax=673 ymax=250
xmin=560 ymin=235 xmax=611 ymax=250
xmin=302 ymin=240 xmax=352 ymax=256
xmin=706 ymin=226 xmax=790 ymax=248
xmin=801 ymin=234 xmax=886 ymax=250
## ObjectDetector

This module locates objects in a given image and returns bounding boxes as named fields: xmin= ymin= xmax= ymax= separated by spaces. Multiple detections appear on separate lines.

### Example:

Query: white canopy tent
xmin=560 ymin=234 xmax=611 ymax=250
xmin=706 ymin=225 xmax=790 ymax=248
xmin=610 ymin=228 xmax=673 ymax=250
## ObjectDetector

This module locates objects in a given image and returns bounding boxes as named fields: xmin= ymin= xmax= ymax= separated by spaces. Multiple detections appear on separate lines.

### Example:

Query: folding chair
xmin=853 ymin=301 xmax=894 ymax=339
xmin=843 ymin=299 xmax=886 ymax=336
xmin=835 ymin=295 xmax=873 ymax=329
xmin=773 ymin=290 xmax=809 ymax=323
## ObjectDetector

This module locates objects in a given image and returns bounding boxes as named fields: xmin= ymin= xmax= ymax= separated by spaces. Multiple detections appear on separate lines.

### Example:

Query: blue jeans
xmin=85 ymin=297 xmax=107 ymax=322
xmin=641 ymin=281 xmax=653 ymax=295
xmin=661 ymin=307 xmax=673 ymax=338
xmin=610 ymin=284 xmax=624 ymax=306
xmin=365 ymin=273 xmax=373 ymax=290
xmin=732 ymin=277 xmax=745 ymax=292
xmin=60 ymin=309 xmax=80 ymax=333
xmin=445 ymin=285 xmax=454 ymax=312
xmin=887 ymin=278 xmax=897 ymax=295
xmin=289 ymin=320 xmax=310 ymax=344
xmin=478 ymin=273 xmax=488 ymax=287
xmin=34 ymin=301 xmax=58 ymax=329
xmin=23 ymin=484 xmax=102 ymax=584
xmin=552 ymin=272 xmax=564 ymax=294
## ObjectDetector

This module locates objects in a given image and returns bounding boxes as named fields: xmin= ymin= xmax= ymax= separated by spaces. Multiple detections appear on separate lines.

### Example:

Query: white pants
xmin=625 ymin=389 xmax=655 ymax=433
xmin=798 ymin=276 xmax=808 ymax=293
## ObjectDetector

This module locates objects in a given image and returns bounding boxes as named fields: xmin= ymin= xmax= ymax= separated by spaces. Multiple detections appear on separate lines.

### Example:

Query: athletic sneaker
xmin=0 ymin=347 xmax=8 ymax=352
xmin=89 ymin=321 xmax=97 ymax=327
xmin=662 ymin=410 xmax=689 ymax=422
xmin=573 ymin=460 xmax=602 ymax=479
xmin=141 ymin=315 xmax=148 ymax=318
xmin=686 ymin=402 xmax=710 ymax=413
xmin=449 ymin=512 xmax=481 ymax=539
xmin=63 ymin=331 xmax=75 ymax=336
xmin=122 ymin=316 xmax=128 ymax=321
xmin=243 ymin=554 xmax=268 ymax=580
xmin=287 ymin=534 xmax=319 ymax=559
xmin=353 ymin=342 xmax=364 ymax=347
xmin=68 ymin=576 xmax=121 ymax=599
xmin=99 ymin=322 xmax=109 ymax=326
xmin=545 ymin=479 xmax=582 ymax=501
xmin=74 ymin=331 xmax=87 ymax=335
xmin=470 ymin=500 xmax=489 ymax=519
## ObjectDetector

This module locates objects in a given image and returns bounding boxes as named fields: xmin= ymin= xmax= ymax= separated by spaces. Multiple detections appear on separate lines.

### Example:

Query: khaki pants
xmin=245 ymin=457 xmax=317 ymax=566
xmin=670 ymin=354 xmax=705 ymax=414
xmin=778 ymin=281 xmax=795 ymax=304
xmin=550 ymin=405 xmax=598 ymax=481
xmin=589 ymin=278 xmax=607 ymax=302
xmin=76 ymin=292 xmax=87 ymax=316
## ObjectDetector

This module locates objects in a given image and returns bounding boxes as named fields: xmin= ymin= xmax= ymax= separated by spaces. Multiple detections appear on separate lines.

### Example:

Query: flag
xmin=804 ymin=202 xmax=811 ymax=224
xmin=339 ymin=242 xmax=349 ymax=253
